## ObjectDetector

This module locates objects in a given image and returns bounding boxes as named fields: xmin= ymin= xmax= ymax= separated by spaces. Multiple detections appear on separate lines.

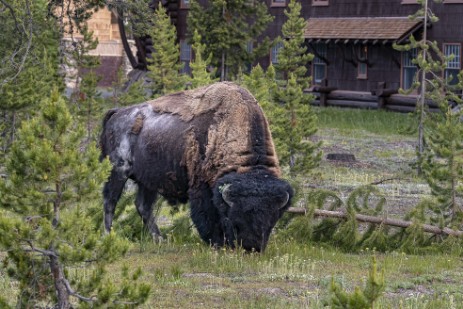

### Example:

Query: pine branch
xmin=23 ymin=241 xmax=59 ymax=258
xmin=63 ymin=278 xmax=95 ymax=303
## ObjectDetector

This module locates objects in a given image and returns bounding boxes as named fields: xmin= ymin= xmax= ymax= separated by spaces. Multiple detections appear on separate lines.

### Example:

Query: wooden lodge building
xmin=82 ymin=0 xmax=463 ymax=104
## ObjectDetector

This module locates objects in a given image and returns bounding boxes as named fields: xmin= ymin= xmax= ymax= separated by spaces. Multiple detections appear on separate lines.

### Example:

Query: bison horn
xmin=221 ymin=184 xmax=234 ymax=207
xmin=280 ymin=192 xmax=290 ymax=209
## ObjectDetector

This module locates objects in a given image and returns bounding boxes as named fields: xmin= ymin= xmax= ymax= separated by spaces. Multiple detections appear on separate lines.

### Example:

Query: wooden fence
xmin=307 ymin=81 xmax=441 ymax=113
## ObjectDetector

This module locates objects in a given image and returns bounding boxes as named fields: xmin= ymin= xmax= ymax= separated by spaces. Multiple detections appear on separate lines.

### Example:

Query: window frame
xmin=401 ymin=48 xmax=418 ymax=90
xmin=357 ymin=46 xmax=368 ymax=80
xmin=180 ymin=0 xmax=190 ymax=9
xmin=270 ymin=0 xmax=286 ymax=7
xmin=270 ymin=41 xmax=283 ymax=64
xmin=312 ymin=43 xmax=327 ymax=85
xmin=443 ymin=43 xmax=461 ymax=85
xmin=443 ymin=0 xmax=463 ymax=4
xmin=312 ymin=0 xmax=329 ymax=6
xmin=179 ymin=39 xmax=192 ymax=74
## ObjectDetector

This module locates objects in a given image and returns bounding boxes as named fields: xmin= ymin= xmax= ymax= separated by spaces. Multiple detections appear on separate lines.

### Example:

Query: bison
xmin=100 ymin=82 xmax=293 ymax=252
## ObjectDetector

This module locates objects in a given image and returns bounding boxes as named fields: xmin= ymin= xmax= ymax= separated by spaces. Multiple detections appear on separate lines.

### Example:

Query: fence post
xmin=373 ymin=82 xmax=398 ymax=110
xmin=315 ymin=79 xmax=337 ymax=107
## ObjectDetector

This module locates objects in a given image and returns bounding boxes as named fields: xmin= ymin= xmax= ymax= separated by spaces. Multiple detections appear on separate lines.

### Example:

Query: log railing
xmin=287 ymin=207 xmax=463 ymax=237
xmin=307 ymin=80 xmax=444 ymax=113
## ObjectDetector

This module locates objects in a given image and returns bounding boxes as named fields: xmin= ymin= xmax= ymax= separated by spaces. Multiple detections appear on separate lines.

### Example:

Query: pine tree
xmin=188 ymin=0 xmax=274 ymax=80
xmin=0 ymin=0 xmax=63 ymax=154
xmin=275 ymin=75 xmax=321 ymax=175
xmin=394 ymin=0 xmax=463 ymax=227
xmin=276 ymin=0 xmax=313 ymax=90
xmin=0 ymin=91 xmax=150 ymax=308
xmin=147 ymin=3 xmax=185 ymax=97
xmin=420 ymin=98 xmax=463 ymax=227
xmin=75 ymin=70 xmax=104 ymax=140
xmin=242 ymin=64 xmax=277 ymax=106
xmin=189 ymin=30 xmax=218 ymax=88
xmin=271 ymin=0 xmax=321 ymax=175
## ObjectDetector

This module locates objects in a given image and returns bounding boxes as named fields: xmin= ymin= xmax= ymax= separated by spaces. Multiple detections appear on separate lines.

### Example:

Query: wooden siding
xmin=142 ymin=0 xmax=463 ymax=92
xmin=263 ymin=0 xmax=463 ymax=92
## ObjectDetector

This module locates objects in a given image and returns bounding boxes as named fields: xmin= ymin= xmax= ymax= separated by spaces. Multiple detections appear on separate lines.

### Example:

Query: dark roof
xmin=304 ymin=17 xmax=422 ymax=43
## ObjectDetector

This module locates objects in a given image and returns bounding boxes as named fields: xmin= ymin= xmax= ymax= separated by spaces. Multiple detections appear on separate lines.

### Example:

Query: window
xmin=271 ymin=0 xmax=286 ymax=7
xmin=180 ymin=0 xmax=190 ymax=9
xmin=443 ymin=0 xmax=463 ymax=3
xmin=312 ymin=0 xmax=329 ymax=6
xmin=401 ymin=0 xmax=418 ymax=4
xmin=312 ymin=43 xmax=327 ymax=84
xmin=402 ymin=48 xmax=418 ymax=90
xmin=444 ymin=43 xmax=461 ymax=86
xmin=357 ymin=46 xmax=368 ymax=79
xmin=271 ymin=41 xmax=283 ymax=64
xmin=180 ymin=39 xmax=191 ymax=74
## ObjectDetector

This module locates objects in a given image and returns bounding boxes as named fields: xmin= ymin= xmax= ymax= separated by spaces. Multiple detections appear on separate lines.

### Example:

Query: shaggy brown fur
xmin=147 ymin=82 xmax=281 ymax=186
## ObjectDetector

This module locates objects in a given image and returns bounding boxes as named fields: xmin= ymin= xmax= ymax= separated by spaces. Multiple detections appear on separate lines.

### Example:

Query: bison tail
xmin=99 ymin=108 xmax=119 ymax=161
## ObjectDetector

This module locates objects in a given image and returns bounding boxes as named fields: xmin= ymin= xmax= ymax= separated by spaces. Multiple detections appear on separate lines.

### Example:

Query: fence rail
xmin=306 ymin=81 xmax=443 ymax=113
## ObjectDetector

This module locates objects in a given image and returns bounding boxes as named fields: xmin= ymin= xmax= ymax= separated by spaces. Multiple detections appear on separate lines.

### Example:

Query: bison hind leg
xmin=135 ymin=184 xmax=163 ymax=241
xmin=103 ymin=170 xmax=128 ymax=234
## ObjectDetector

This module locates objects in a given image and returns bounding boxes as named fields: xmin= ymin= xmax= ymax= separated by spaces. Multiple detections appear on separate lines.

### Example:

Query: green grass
xmin=315 ymin=107 xmax=417 ymax=136
xmin=98 ymin=240 xmax=463 ymax=308
xmin=2 ymin=236 xmax=463 ymax=308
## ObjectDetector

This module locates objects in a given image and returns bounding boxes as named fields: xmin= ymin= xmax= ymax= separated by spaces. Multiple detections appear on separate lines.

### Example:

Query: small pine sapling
xmin=0 ymin=91 xmax=150 ymax=308
xmin=329 ymin=256 xmax=385 ymax=309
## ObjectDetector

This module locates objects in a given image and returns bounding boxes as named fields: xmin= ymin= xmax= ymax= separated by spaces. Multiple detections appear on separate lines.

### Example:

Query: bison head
xmin=212 ymin=170 xmax=293 ymax=252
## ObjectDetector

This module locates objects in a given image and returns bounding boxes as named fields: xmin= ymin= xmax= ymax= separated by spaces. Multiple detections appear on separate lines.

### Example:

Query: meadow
xmin=2 ymin=107 xmax=462 ymax=308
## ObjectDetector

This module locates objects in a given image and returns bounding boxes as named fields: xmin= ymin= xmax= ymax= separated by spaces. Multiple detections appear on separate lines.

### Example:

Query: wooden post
xmin=314 ymin=79 xmax=337 ymax=107
xmin=373 ymin=82 xmax=398 ymax=110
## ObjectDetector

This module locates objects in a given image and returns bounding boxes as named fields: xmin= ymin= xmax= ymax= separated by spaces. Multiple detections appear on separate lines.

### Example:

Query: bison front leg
xmin=189 ymin=184 xmax=225 ymax=247
xmin=135 ymin=184 xmax=163 ymax=241
xmin=103 ymin=170 xmax=128 ymax=233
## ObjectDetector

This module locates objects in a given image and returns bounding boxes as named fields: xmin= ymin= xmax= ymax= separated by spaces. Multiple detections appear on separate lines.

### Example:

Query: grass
xmin=97 ymin=239 xmax=463 ymax=308
xmin=315 ymin=106 xmax=417 ymax=136
xmin=2 ymin=107 xmax=462 ymax=308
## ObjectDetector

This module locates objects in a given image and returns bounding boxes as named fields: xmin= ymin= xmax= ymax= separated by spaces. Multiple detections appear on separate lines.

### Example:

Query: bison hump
xmin=147 ymin=82 xmax=258 ymax=122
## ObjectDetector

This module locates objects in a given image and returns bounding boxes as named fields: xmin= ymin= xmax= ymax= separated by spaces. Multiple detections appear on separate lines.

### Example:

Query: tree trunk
xmin=49 ymin=252 xmax=71 ymax=309
xmin=221 ymin=51 xmax=225 ymax=81
xmin=286 ymin=207 xmax=463 ymax=237
xmin=116 ymin=9 xmax=139 ymax=69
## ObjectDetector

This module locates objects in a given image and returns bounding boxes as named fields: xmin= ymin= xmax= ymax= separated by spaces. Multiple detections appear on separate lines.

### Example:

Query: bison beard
xmin=100 ymin=82 xmax=293 ymax=252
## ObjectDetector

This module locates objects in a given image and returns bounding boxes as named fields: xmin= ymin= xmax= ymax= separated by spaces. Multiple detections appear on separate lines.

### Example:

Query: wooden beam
xmin=334 ymin=39 xmax=340 ymax=44
xmin=325 ymin=39 xmax=331 ymax=44
xmin=372 ymin=39 xmax=378 ymax=45
xmin=344 ymin=39 xmax=349 ymax=44
xmin=363 ymin=39 xmax=369 ymax=44
xmin=354 ymin=39 xmax=359 ymax=45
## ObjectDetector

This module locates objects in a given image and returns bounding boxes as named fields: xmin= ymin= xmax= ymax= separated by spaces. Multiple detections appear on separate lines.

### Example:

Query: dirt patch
xmin=313 ymin=129 xmax=429 ymax=217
